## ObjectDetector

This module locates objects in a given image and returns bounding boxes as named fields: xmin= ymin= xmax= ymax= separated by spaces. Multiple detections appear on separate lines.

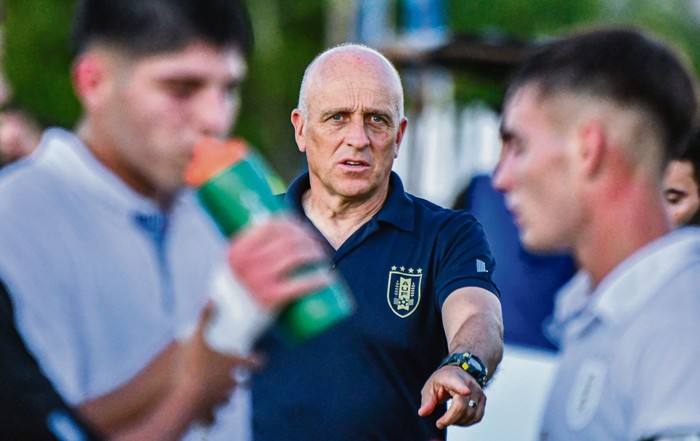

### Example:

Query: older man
xmin=494 ymin=27 xmax=700 ymax=440
xmin=252 ymin=44 xmax=504 ymax=440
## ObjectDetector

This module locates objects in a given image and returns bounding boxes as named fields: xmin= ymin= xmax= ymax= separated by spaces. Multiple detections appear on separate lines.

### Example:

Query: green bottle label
xmin=278 ymin=270 xmax=355 ymax=343
xmin=196 ymin=154 xmax=354 ymax=344
xmin=198 ymin=160 xmax=285 ymax=236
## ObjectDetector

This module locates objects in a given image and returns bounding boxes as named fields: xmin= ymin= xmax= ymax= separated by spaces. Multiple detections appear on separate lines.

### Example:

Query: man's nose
xmin=345 ymin=117 xmax=370 ymax=148
xmin=492 ymin=155 xmax=514 ymax=194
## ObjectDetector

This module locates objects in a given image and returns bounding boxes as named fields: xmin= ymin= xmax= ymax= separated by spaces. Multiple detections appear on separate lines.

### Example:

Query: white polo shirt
xmin=0 ymin=128 xmax=249 ymax=440
xmin=540 ymin=228 xmax=700 ymax=441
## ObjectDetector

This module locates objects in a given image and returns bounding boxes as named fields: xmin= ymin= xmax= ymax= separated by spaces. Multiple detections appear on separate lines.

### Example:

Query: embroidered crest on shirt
xmin=387 ymin=266 xmax=422 ymax=318
xmin=566 ymin=359 xmax=606 ymax=431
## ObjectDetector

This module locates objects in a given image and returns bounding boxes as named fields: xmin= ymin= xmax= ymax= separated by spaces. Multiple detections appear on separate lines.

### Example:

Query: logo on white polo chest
xmin=566 ymin=358 xmax=606 ymax=431
xmin=387 ymin=265 xmax=423 ymax=318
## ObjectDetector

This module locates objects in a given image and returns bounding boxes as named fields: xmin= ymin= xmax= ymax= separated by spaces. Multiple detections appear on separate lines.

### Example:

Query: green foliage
xmin=446 ymin=0 xmax=700 ymax=110
xmin=3 ymin=0 xmax=80 ymax=127
xmin=449 ymin=0 xmax=603 ymax=38
xmin=236 ymin=0 xmax=327 ymax=180
xmin=595 ymin=0 xmax=700 ymax=76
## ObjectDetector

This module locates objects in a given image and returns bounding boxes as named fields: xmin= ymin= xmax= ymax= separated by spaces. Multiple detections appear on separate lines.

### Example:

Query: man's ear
xmin=394 ymin=117 xmax=408 ymax=158
xmin=72 ymin=53 xmax=109 ymax=112
xmin=578 ymin=121 xmax=607 ymax=178
xmin=291 ymin=109 xmax=306 ymax=153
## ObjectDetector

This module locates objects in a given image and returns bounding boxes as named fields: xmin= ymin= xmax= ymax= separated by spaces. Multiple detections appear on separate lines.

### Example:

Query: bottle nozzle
xmin=185 ymin=137 xmax=248 ymax=188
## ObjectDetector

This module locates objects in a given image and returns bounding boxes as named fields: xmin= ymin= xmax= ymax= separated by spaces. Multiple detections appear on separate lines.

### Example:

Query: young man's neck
xmin=576 ymin=187 xmax=670 ymax=287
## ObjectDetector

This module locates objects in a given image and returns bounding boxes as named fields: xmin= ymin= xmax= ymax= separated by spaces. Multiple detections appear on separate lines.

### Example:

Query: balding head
xmin=297 ymin=44 xmax=404 ymax=121
xmin=290 ymin=43 xmax=408 ymax=209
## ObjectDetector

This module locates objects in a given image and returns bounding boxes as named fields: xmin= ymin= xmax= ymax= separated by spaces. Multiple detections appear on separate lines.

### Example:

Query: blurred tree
xmin=444 ymin=0 xmax=603 ymax=108
xmin=597 ymin=0 xmax=700 ymax=75
xmin=446 ymin=0 xmax=700 ymax=110
xmin=238 ymin=0 xmax=326 ymax=181
xmin=450 ymin=0 xmax=602 ymax=38
xmin=3 ymin=0 xmax=79 ymax=128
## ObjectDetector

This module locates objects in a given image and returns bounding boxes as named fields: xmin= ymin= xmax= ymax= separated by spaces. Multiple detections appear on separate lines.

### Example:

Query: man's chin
xmin=520 ymin=232 xmax=554 ymax=254
xmin=521 ymin=235 xmax=570 ymax=256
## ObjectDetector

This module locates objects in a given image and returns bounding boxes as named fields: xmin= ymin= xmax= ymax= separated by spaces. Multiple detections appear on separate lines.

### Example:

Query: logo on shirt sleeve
xmin=387 ymin=265 xmax=422 ymax=318
xmin=476 ymin=259 xmax=489 ymax=273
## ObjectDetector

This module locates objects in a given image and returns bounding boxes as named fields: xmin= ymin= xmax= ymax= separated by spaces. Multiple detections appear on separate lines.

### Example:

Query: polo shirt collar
xmin=286 ymin=171 xmax=415 ymax=232
xmin=554 ymin=227 xmax=700 ymax=340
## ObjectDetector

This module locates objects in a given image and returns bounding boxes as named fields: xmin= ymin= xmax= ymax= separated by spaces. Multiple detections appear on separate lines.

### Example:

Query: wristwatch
xmin=438 ymin=351 xmax=488 ymax=387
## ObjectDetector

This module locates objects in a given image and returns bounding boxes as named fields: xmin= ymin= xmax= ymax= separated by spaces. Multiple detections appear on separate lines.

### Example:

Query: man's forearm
xmin=111 ymin=381 xmax=201 ymax=441
xmin=448 ymin=309 xmax=504 ymax=379
xmin=77 ymin=343 xmax=176 ymax=435
xmin=442 ymin=287 xmax=504 ymax=378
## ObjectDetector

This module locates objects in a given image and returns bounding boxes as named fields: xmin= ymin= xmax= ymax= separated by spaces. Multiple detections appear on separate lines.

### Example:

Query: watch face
xmin=439 ymin=352 xmax=488 ymax=386
xmin=468 ymin=355 xmax=486 ymax=372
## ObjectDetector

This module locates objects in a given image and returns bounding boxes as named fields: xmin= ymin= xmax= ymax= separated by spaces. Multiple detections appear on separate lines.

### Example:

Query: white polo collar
xmin=554 ymin=227 xmax=700 ymax=339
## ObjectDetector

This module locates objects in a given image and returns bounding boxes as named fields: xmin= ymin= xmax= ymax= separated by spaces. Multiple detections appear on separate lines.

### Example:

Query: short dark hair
xmin=506 ymin=27 xmax=697 ymax=160
xmin=71 ymin=0 xmax=254 ymax=58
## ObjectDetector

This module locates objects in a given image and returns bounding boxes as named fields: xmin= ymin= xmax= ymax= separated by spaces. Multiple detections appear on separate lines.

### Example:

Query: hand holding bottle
xmin=185 ymin=138 xmax=354 ymax=351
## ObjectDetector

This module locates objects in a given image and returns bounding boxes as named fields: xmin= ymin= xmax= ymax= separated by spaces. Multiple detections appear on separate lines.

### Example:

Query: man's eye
xmin=664 ymin=191 xmax=684 ymax=204
xmin=502 ymin=139 xmax=523 ymax=156
xmin=168 ymin=82 xmax=197 ymax=99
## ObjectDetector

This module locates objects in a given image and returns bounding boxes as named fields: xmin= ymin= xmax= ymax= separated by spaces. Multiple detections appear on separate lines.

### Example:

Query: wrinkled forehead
xmin=307 ymin=82 xmax=403 ymax=123
xmin=306 ymin=51 xmax=403 ymax=113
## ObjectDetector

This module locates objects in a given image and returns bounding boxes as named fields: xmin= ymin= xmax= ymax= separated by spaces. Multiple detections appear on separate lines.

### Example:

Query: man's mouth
xmin=339 ymin=158 xmax=370 ymax=169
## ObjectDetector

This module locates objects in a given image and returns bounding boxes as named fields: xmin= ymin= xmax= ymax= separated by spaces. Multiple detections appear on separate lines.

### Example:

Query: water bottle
xmin=185 ymin=137 xmax=354 ymax=345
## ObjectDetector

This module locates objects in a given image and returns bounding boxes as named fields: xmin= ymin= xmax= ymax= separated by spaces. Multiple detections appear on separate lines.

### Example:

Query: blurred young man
xmin=0 ymin=0 xmax=328 ymax=439
xmin=252 ymin=44 xmax=503 ymax=440
xmin=494 ymin=27 xmax=700 ymax=440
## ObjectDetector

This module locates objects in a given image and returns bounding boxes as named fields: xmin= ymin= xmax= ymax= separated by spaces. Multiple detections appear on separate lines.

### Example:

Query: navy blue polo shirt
xmin=252 ymin=172 xmax=498 ymax=441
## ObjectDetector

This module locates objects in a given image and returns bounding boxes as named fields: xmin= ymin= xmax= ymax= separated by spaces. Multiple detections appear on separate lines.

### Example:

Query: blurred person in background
xmin=494 ymin=27 xmax=700 ymax=440
xmin=0 ymin=0 xmax=331 ymax=439
xmin=456 ymin=174 xmax=576 ymax=352
xmin=0 ymin=218 xmax=328 ymax=441
xmin=452 ymin=174 xmax=576 ymax=441
xmin=663 ymin=126 xmax=700 ymax=227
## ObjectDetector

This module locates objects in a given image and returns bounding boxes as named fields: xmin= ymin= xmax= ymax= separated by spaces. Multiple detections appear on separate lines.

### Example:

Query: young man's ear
xmin=72 ymin=53 xmax=109 ymax=112
xmin=578 ymin=121 xmax=607 ymax=178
